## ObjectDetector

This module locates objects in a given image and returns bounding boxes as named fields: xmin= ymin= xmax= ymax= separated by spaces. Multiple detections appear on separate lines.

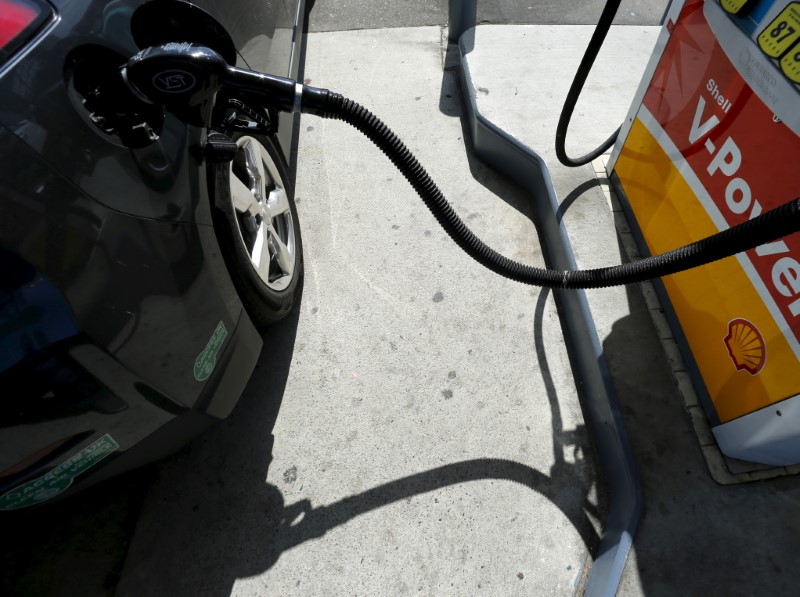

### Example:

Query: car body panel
xmin=0 ymin=0 xmax=307 ymax=507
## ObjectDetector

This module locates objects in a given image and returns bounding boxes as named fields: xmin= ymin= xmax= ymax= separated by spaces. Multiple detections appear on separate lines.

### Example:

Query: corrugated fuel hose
xmin=122 ymin=44 xmax=800 ymax=290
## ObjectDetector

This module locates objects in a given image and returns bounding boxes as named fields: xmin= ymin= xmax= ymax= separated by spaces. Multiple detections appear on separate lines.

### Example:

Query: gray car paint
xmin=0 ymin=0 xmax=306 ymax=502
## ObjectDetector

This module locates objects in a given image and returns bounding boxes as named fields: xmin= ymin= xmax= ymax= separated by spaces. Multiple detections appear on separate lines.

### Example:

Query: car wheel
xmin=209 ymin=134 xmax=303 ymax=330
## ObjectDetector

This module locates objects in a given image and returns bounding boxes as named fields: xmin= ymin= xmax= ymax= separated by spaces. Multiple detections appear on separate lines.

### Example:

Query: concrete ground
xmin=5 ymin=19 xmax=800 ymax=597
xmin=114 ymin=23 xmax=800 ymax=597
xmin=306 ymin=0 xmax=667 ymax=31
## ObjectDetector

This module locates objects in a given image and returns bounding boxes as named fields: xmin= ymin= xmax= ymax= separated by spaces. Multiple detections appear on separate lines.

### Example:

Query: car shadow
xmin=0 ymin=459 xmax=154 ymax=595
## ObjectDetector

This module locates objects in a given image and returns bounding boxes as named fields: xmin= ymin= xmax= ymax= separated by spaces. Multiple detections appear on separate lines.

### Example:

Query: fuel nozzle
xmin=122 ymin=42 xmax=337 ymax=128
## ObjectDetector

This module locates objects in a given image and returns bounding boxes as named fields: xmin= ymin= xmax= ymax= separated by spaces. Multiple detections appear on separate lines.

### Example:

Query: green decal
xmin=0 ymin=434 xmax=119 ymax=511
xmin=194 ymin=320 xmax=228 ymax=381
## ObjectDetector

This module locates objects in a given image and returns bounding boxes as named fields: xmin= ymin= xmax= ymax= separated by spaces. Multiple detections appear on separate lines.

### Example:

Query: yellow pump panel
xmin=610 ymin=0 xmax=800 ymax=464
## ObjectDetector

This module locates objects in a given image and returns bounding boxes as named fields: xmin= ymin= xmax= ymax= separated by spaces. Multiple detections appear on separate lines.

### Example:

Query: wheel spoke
xmin=251 ymin=223 xmax=270 ymax=272
xmin=230 ymin=170 xmax=259 ymax=216
xmin=261 ymin=151 xmax=282 ymax=188
xmin=267 ymin=224 xmax=295 ymax=278
xmin=242 ymin=138 xmax=268 ymax=199
xmin=266 ymin=187 xmax=291 ymax=219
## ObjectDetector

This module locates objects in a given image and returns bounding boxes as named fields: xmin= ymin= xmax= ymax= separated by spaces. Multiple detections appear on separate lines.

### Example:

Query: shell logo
xmin=723 ymin=318 xmax=766 ymax=375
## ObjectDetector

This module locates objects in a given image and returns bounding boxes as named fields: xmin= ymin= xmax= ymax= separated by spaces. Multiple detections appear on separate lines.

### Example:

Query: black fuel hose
xmin=305 ymin=90 xmax=800 ymax=289
xmin=121 ymin=44 xmax=800 ymax=290
xmin=554 ymin=0 xmax=622 ymax=167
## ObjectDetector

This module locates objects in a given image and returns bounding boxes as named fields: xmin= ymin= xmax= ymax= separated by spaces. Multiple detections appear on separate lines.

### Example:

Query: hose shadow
xmin=252 ymin=457 xmax=599 ymax=578
xmin=256 ymin=282 xmax=601 ymax=567
xmin=227 ymin=279 xmax=600 ymax=586
xmin=533 ymin=287 xmax=601 ymax=524
xmin=117 ymin=249 xmax=601 ymax=595
xmin=118 ymin=338 xmax=602 ymax=595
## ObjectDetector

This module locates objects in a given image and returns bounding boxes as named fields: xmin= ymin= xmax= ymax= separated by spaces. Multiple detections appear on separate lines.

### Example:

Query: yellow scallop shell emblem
xmin=723 ymin=318 xmax=766 ymax=375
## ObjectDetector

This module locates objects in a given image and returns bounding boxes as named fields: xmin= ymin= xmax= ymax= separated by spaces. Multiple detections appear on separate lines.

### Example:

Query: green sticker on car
xmin=194 ymin=320 xmax=228 ymax=381
xmin=0 ymin=434 xmax=120 ymax=511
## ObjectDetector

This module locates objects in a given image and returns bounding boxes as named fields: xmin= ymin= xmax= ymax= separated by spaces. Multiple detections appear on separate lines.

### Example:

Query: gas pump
xmin=607 ymin=0 xmax=800 ymax=466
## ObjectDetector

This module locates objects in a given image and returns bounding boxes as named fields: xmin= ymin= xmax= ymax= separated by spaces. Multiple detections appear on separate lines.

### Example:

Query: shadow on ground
xmin=0 ymin=465 xmax=153 ymax=596
xmin=115 ymin=275 xmax=603 ymax=594
xmin=437 ymin=47 xmax=800 ymax=594
xmin=602 ymin=274 xmax=800 ymax=596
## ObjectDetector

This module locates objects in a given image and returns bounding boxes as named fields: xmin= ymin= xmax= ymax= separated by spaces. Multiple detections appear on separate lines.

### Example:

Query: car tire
xmin=209 ymin=133 xmax=303 ymax=330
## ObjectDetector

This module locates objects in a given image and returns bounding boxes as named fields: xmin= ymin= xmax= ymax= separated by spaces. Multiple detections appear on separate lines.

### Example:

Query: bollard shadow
xmin=438 ymin=47 xmax=539 ymax=225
